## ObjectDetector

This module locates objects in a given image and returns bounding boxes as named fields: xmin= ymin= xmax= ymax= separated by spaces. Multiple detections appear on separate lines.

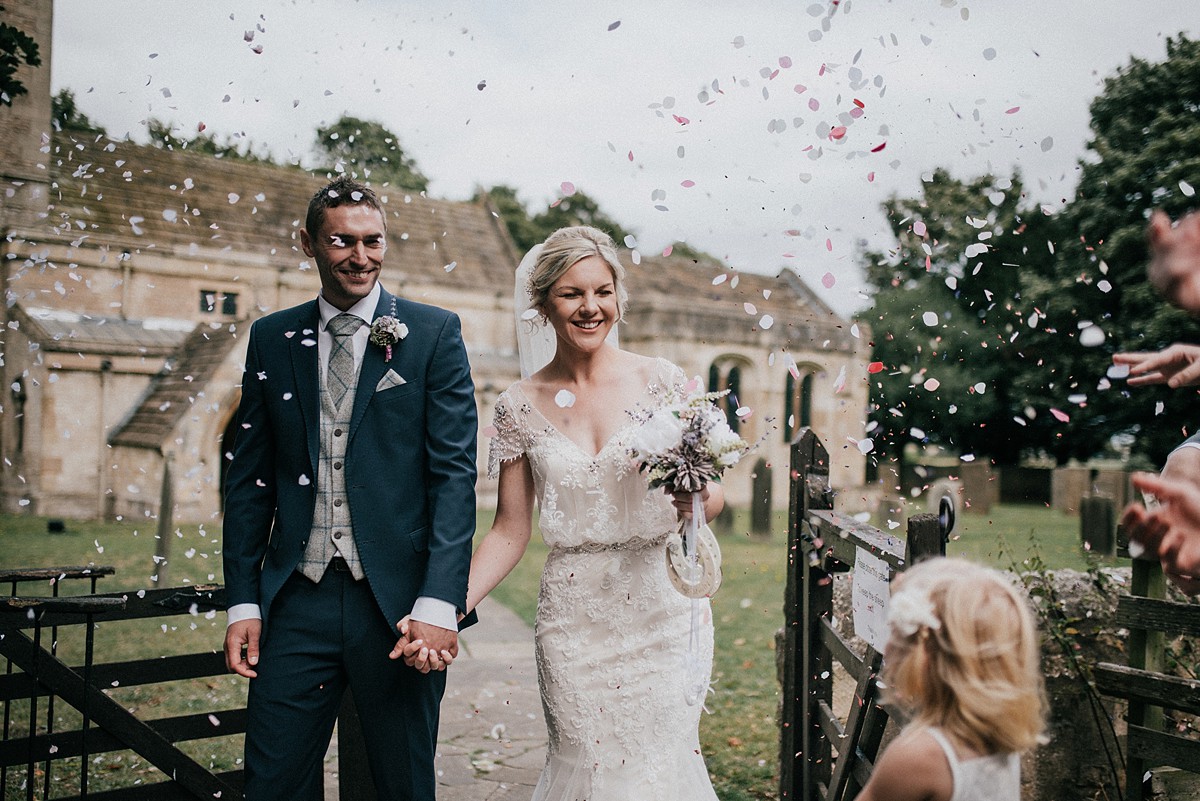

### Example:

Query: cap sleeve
xmin=486 ymin=389 xmax=528 ymax=479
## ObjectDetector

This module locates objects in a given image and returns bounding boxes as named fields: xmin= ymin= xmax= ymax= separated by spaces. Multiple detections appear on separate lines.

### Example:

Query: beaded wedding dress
xmin=488 ymin=357 xmax=719 ymax=800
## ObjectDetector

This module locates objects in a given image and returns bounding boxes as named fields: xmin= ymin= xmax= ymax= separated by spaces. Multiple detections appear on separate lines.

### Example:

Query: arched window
xmin=784 ymin=369 xmax=816 ymax=442
xmin=708 ymin=360 xmax=742 ymax=434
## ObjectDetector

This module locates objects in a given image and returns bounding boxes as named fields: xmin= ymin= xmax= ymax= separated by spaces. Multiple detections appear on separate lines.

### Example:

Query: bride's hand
xmin=669 ymin=485 xmax=710 ymax=518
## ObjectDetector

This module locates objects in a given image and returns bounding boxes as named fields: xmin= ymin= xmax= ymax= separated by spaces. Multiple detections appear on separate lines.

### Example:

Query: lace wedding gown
xmin=488 ymin=358 xmax=719 ymax=800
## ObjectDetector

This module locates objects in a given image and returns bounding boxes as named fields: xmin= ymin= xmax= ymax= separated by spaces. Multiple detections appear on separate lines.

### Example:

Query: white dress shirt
xmin=227 ymin=284 xmax=459 ymax=632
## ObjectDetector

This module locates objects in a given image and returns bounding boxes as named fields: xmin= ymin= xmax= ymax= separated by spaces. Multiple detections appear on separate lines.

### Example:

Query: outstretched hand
xmin=1123 ymin=472 xmax=1200 ymax=595
xmin=389 ymin=616 xmax=457 ymax=673
xmin=1147 ymin=209 xmax=1200 ymax=313
xmin=1113 ymin=343 xmax=1200 ymax=388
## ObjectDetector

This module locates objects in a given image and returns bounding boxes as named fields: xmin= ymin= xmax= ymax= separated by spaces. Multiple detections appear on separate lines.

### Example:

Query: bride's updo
xmin=529 ymin=226 xmax=629 ymax=321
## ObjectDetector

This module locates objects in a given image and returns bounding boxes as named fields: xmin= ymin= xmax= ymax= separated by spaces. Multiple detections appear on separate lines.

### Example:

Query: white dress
xmin=488 ymin=357 xmax=719 ymax=801
xmin=927 ymin=728 xmax=1020 ymax=801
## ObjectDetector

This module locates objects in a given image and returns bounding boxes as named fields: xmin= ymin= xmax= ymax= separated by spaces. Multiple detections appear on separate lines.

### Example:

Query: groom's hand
xmin=404 ymin=620 xmax=458 ymax=672
xmin=225 ymin=619 xmax=262 ymax=678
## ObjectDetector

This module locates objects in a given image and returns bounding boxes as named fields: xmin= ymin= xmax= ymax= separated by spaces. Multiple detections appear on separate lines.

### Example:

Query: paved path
xmin=322 ymin=598 xmax=546 ymax=800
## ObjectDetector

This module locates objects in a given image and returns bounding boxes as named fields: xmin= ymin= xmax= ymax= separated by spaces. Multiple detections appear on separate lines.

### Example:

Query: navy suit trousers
xmin=243 ymin=569 xmax=446 ymax=801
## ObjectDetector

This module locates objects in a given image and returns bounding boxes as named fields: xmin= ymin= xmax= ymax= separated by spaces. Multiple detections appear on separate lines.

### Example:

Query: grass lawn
xmin=1 ymin=502 xmax=1114 ymax=799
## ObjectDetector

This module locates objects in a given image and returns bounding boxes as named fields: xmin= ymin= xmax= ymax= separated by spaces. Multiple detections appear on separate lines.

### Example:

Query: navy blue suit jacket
xmin=222 ymin=288 xmax=478 ymax=636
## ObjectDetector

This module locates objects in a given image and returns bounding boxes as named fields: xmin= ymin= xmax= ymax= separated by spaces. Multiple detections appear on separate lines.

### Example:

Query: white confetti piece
xmin=1107 ymin=364 xmax=1130 ymax=379
xmin=922 ymin=311 xmax=939 ymax=326
xmin=1182 ymin=180 xmax=1196 ymax=197
xmin=743 ymin=302 xmax=757 ymax=315
xmin=857 ymin=438 xmax=874 ymax=455
xmin=520 ymin=309 xmax=540 ymax=321
xmin=444 ymin=262 xmax=457 ymax=272
xmin=1079 ymin=325 xmax=1106 ymax=347
xmin=961 ymin=454 xmax=976 ymax=462
xmin=973 ymin=382 xmax=986 ymax=394
xmin=555 ymin=390 xmax=576 ymax=408
xmin=923 ymin=378 xmax=940 ymax=391
xmin=759 ymin=314 xmax=774 ymax=329
xmin=298 ymin=474 xmax=311 ymax=486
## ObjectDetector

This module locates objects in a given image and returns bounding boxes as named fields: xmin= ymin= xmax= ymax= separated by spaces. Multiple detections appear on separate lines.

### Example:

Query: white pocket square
xmin=376 ymin=369 xmax=407 ymax=392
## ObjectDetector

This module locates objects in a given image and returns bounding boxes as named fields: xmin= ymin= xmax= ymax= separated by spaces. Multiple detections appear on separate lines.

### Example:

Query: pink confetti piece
xmin=818 ymin=63 xmax=826 ymax=76
xmin=627 ymin=151 xmax=634 ymax=162
xmin=821 ymin=272 xmax=835 ymax=288
xmin=808 ymin=98 xmax=820 ymax=111
xmin=922 ymin=378 xmax=940 ymax=391
xmin=853 ymin=98 xmax=865 ymax=109
xmin=560 ymin=181 xmax=576 ymax=195
xmin=662 ymin=245 xmax=673 ymax=257
xmin=867 ymin=172 xmax=875 ymax=182
xmin=825 ymin=238 xmax=833 ymax=252
xmin=788 ymin=360 xmax=801 ymax=380
xmin=681 ymin=180 xmax=695 ymax=188
xmin=684 ymin=377 xmax=703 ymax=393
xmin=870 ymin=141 xmax=887 ymax=152
xmin=1050 ymin=408 xmax=1070 ymax=423
xmin=1005 ymin=106 xmax=1020 ymax=114
xmin=830 ymin=126 xmax=847 ymax=140
xmin=794 ymin=84 xmax=808 ymax=94
xmin=849 ymin=107 xmax=864 ymax=119
xmin=779 ymin=56 xmax=793 ymax=68
xmin=868 ymin=362 xmax=884 ymax=374
xmin=673 ymin=114 xmax=690 ymax=125
xmin=913 ymin=221 xmax=927 ymax=237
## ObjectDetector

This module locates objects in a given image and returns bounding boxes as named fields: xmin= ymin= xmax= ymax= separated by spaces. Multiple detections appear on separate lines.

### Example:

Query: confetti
xmin=560 ymin=181 xmax=576 ymax=195
xmin=1050 ymin=408 xmax=1070 ymax=423
xmin=1078 ymin=324 xmax=1106 ymax=347
xmin=681 ymin=180 xmax=695 ymax=188
xmin=555 ymin=390 xmax=576 ymax=408
xmin=913 ymin=221 xmax=927 ymax=237
xmin=744 ymin=302 xmax=757 ymax=314
xmin=922 ymin=378 xmax=940 ymax=391
xmin=607 ymin=20 xmax=621 ymax=31
xmin=1005 ymin=106 xmax=1021 ymax=114
xmin=1182 ymin=180 xmax=1196 ymax=197
xmin=867 ymin=361 xmax=884 ymax=374
xmin=759 ymin=314 xmax=775 ymax=329
xmin=821 ymin=272 xmax=836 ymax=288
xmin=662 ymin=245 xmax=673 ymax=257
xmin=922 ymin=311 xmax=938 ymax=326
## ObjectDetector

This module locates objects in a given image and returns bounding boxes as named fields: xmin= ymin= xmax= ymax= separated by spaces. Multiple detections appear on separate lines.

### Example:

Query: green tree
xmin=862 ymin=169 xmax=1057 ymax=469
xmin=1026 ymin=34 xmax=1200 ymax=466
xmin=314 ymin=115 xmax=427 ymax=190
xmin=0 ymin=5 xmax=39 ymax=106
xmin=51 ymin=88 xmax=104 ymax=134
xmin=475 ymin=184 xmax=634 ymax=253
xmin=145 ymin=117 xmax=275 ymax=164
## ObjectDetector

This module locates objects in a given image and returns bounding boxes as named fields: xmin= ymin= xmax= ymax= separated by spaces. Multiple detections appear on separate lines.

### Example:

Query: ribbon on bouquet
xmin=682 ymin=490 xmax=707 ymax=707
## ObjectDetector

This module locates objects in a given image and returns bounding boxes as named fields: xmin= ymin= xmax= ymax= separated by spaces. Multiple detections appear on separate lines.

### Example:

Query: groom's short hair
xmin=306 ymin=175 xmax=385 ymax=236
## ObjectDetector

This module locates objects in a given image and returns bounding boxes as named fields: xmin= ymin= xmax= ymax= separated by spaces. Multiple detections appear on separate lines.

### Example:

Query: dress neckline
xmin=509 ymin=362 xmax=669 ymax=461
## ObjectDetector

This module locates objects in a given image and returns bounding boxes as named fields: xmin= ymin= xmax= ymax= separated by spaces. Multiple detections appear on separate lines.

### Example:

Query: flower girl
xmin=857 ymin=557 xmax=1046 ymax=801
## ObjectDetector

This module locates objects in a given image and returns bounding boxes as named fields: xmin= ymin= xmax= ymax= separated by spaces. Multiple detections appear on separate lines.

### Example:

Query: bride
xmin=466 ymin=225 xmax=723 ymax=799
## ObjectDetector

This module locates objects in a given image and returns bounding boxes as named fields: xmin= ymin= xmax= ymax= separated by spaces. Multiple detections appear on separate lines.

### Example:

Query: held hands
xmin=1112 ymin=343 xmax=1200 ymax=388
xmin=224 ymin=618 xmax=262 ymax=678
xmin=389 ymin=615 xmax=458 ymax=673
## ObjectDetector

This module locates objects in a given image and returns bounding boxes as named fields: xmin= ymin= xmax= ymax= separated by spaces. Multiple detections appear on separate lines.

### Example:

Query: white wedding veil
xmin=513 ymin=240 xmax=620 ymax=379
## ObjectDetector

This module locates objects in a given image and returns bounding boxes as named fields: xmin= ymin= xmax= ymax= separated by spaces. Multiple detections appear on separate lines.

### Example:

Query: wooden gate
xmin=1094 ymin=540 xmax=1200 ymax=800
xmin=780 ymin=429 xmax=947 ymax=801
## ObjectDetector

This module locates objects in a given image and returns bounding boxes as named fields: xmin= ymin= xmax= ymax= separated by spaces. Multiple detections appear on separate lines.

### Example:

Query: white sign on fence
xmin=852 ymin=547 xmax=891 ymax=652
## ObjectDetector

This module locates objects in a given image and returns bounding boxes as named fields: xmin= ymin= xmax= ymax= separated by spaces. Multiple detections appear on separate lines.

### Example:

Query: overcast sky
xmin=52 ymin=1 xmax=1195 ymax=317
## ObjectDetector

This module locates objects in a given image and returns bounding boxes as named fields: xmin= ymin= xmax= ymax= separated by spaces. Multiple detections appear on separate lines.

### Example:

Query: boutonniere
xmin=369 ymin=298 xmax=407 ymax=362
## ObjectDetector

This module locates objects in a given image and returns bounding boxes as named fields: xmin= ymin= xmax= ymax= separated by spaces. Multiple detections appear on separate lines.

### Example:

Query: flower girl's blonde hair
xmin=882 ymin=557 xmax=1046 ymax=755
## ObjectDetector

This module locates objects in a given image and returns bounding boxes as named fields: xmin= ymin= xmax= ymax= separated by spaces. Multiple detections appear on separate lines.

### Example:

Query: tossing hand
xmin=1147 ymin=210 xmax=1200 ymax=313
xmin=1123 ymin=472 xmax=1200 ymax=595
xmin=1112 ymin=343 xmax=1200 ymax=388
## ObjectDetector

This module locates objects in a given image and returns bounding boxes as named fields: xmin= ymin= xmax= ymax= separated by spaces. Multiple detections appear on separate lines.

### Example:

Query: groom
xmin=222 ymin=175 xmax=477 ymax=800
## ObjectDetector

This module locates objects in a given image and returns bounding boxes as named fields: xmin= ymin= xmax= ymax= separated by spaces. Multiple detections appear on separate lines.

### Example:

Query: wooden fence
xmin=780 ymin=429 xmax=948 ymax=801
xmin=1094 ymin=537 xmax=1200 ymax=800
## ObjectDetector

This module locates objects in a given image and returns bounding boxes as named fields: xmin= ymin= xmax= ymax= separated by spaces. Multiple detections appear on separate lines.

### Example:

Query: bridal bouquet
xmin=629 ymin=380 xmax=749 ymax=494
xmin=630 ymin=379 xmax=750 ymax=706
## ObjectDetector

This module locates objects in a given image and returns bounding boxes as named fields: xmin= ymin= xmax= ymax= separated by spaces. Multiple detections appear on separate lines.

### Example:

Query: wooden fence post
xmin=781 ymin=428 xmax=834 ymax=801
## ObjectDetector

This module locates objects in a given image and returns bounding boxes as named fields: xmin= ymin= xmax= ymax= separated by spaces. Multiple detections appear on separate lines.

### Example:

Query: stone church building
xmin=0 ymin=0 xmax=867 ymax=525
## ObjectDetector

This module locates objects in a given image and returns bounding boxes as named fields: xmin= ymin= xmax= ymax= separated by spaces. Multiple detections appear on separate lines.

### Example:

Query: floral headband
xmin=887 ymin=585 xmax=942 ymax=638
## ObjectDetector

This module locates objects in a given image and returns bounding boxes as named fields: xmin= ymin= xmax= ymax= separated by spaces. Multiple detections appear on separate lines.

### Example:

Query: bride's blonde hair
xmin=882 ymin=557 xmax=1046 ymax=755
xmin=528 ymin=226 xmax=629 ymax=321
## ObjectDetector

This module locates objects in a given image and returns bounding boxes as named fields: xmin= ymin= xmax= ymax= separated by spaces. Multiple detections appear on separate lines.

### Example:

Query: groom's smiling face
xmin=302 ymin=203 xmax=387 ymax=311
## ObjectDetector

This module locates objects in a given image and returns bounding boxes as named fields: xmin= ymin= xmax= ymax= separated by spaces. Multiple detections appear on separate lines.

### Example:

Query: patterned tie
xmin=327 ymin=313 xmax=364 ymax=409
